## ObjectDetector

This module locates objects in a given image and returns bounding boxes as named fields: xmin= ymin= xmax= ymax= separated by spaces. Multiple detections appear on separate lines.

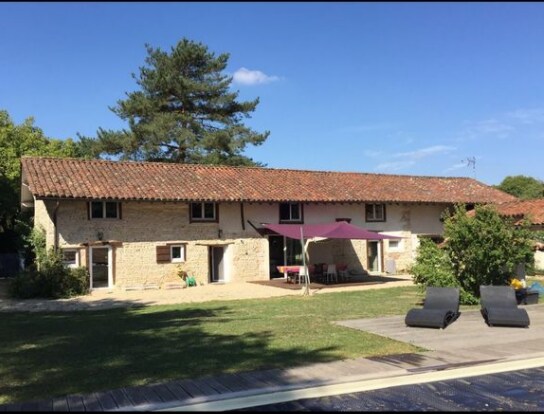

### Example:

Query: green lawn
xmin=0 ymin=286 xmax=442 ymax=404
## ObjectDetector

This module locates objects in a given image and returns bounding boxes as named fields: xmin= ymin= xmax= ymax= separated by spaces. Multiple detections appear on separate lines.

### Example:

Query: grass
xmin=0 ymin=286 xmax=432 ymax=405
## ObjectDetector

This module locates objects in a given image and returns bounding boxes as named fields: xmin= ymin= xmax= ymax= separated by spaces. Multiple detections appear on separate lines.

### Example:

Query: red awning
xmin=262 ymin=221 xmax=400 ymax=240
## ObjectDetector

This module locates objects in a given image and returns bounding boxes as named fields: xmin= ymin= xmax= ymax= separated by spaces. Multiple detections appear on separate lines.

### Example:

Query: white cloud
xmin=507 ymin=108 xmax=544 ymax=124
xmin=457 ymin=118 xmax=514 ymax=141
xmin=443 ymin=161 xmax=468 ymax=173
xmin=392 ymin=145 xmax=456 ymax=160
xmin=375 ymin=160 xmax=416 ymax=172
xmin=364 ymin=150 xmax=383 ymax=158
xmin=232 ymin=67 xmax=280 ymax=85
xmin=373 ymin=145 xmax=456 ymax=174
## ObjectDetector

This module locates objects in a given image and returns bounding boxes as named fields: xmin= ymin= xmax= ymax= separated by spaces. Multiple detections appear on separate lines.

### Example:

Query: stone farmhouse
xmin=20 ymin=156 xmax=515 ymax=291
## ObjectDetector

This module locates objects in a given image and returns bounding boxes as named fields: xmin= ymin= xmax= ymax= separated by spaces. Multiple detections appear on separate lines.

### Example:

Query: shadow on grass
xmin=0 ymin=304 xmax=338 ymax=405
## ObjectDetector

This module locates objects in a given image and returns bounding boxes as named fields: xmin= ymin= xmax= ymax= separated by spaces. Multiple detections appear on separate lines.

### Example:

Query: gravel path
xmin=0 ymin=275 xmax=414 ymax=312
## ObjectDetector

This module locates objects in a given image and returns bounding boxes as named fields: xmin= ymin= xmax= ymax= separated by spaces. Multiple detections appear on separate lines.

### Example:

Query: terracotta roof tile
xmin=21 ymin=156 xmax=517 ymax=204
xmin=494 ymin=199 xmax=544 ymax=225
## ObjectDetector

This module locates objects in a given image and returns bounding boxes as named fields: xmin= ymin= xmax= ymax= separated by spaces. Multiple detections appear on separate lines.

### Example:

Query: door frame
xmin=209 ymin=246 xmax=225 ymax=283
xmin=367 ymin=240 xmax=382 ymax=273
xmin=89 ymin=245 xmax=113 ymax=289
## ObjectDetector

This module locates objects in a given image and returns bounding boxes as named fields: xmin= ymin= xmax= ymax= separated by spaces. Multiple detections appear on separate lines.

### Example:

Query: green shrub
xmin=411 ymin=204 xmax=534 ymax=305
xmin=9 ymin=249 xmax=90 ymax=299
xmin=410 ymin=238 xmax=456 ymax=287
xmin=444 ymin=204 xmax=534 ymax=299
xmin=409 ymin=238 xmax=478 ymax=304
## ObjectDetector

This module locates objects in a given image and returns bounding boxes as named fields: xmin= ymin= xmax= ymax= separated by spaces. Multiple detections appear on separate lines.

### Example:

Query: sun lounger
xmin=405 ymin=286 xmax=460 ymax=329
xmin=479 ymin=285 xmax=530 ymax=328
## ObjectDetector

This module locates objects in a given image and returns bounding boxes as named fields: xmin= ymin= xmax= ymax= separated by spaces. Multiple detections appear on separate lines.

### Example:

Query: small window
xmin=91 ymin=202 xmax=103 ymax=219
xmin=279 ymin=203 xmax=303 ymax=223
xmin=170 ymin=245 xmax=185 ymax=263
xmin=62 ymin=249 xmax=79 ymax=268
xmin=388 ymin=240 xmax=401 ymax=251
xmin=105 ymin=202 xmax=119 ymax=218
xmin=365 ymin=204 xmax=386 ymax=222
xmin=190 ymin=202 xmax=217 ymax=222
xmin=156 ymin=244 xmax=187 ymax=263
xmin=90 ymin=201 xmax=120 ymax=219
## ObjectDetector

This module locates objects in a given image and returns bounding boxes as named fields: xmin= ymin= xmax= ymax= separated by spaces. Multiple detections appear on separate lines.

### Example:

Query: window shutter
xmin=156 ymin=246 xmax=171 ymax=263
xmin=118 ymin=203 xmax=122 ymax=220
xmin=87 ymin=202 xmax=91 ymax=220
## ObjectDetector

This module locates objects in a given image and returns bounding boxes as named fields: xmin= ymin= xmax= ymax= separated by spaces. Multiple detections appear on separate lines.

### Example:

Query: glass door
xmin=90 ymin=247 xmax=111 ymax=289
xmin=367 ymin=241 xmax=380 ymax=272
xmin=268 ymin=235 xmax=285 ymax=279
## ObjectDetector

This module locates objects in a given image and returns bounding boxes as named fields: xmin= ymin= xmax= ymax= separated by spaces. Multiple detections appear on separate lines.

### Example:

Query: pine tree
xmin=89 ymin=38 xmax=270 ymax=165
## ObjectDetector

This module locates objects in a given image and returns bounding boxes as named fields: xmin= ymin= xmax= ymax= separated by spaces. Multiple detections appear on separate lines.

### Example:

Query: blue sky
xmin=2 ymin=2 xmax=543 ymax=186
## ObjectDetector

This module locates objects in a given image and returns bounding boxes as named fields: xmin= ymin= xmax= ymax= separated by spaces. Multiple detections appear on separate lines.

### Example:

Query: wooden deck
xmin=2 ymin=304 xmax=544 ymax=411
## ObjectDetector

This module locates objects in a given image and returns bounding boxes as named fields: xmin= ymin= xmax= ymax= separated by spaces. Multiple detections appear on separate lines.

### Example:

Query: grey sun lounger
xmin=405 ymin=286 xmax=460 ymax=329
xmin=480 ymin=285 xmax=530 ymax=328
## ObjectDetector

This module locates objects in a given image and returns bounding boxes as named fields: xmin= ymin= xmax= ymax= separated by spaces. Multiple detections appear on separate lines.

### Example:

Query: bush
xmin=444 ymin=204 xmax=534 ymax=299
xmin=409 ymin=238 xmax=478 ymax=304
xmin=9 ymin=249 xmax=89 ymax=299
xmin=411 ymin=204 xmax=534 ymax=305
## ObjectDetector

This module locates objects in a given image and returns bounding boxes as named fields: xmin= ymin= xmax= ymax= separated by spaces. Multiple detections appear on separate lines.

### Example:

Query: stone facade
xmin=33 ymin=198 xmax=447 ymax=290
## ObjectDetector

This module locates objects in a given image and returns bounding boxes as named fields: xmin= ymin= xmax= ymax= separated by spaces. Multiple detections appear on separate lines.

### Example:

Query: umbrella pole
xmin=300 ymin=227 xmax=310 ymax=296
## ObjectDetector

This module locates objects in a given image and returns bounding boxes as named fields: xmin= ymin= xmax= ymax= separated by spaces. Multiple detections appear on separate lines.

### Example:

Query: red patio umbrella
xmin=262 ymin=222 xmax=400 ymax=295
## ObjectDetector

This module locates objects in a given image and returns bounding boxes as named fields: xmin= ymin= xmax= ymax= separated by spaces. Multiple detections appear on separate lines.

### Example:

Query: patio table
xmin=277 ymin=265 xmax=301 ymax=274
xmin=277 ymin=266 xmax=301 ymax=283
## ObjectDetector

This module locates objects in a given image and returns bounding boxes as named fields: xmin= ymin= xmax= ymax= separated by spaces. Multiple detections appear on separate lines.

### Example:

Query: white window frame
xmin=91 ymin=201 xmax=120 ymax=219
xmin=388 ymin=239 xmax=402 ymax=252
xmin=190 ymin=202 xmax=217 ymax=221
xmin=170 ymin=245 xmax=186 ymax=263
xmin=365 ymin=203 xmax=385 ymax=222
xmin=61 ymin=248 xmax=79 ymax=268
xmin=279 ymin=203 xmax=303 ymax=222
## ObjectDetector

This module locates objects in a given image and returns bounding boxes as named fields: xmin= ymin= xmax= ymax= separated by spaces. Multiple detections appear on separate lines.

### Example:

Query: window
xmin=62 ymin=249 xmax=79 ymax=268
xmin=365 ymin=204 xmax=386 ymax=222
xmin=190 ymin=202 xmax=217 ymax=222
xmin=388 ymin=240 xmax=401 ymax=251
xmin=90 ymin=201 xmax=121 ymax=219
xmin=279 ymin=203 xmax=303 ymax=223
xmin=156 ymin=244 xmax=187 ymax=263
xmin=170 ymin=245 xmax=185 ymax=263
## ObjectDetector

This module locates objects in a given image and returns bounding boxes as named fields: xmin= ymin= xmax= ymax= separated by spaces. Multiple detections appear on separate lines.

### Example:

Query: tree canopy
xmin=82 ymin=38 xmax=270 ymax=166
xmin=495 ymin=175 xmax=544 ymax=199
xmin=0 ymin=110 xmax=80 ymax=251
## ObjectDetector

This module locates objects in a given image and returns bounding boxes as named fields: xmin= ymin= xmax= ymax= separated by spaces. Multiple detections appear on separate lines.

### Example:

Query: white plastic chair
xmin=297 ymin=265 xmax=308 ymax=284
xmin=325 ymin=264 xmax=337 ymax=284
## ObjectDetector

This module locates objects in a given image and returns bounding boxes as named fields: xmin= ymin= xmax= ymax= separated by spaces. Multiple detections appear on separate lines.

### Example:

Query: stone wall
xmin=33 ymin=199 xmax=449 ymax=289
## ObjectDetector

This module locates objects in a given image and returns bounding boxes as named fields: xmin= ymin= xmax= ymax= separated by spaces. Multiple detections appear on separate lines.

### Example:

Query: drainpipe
xmin=52 ymin=201 xmax=60 ymax=252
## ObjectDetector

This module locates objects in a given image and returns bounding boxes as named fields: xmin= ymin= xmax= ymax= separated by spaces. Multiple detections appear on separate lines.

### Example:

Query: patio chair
xmin=337 ymin=264 xmax=349 ymax=282
xmin=479 ymin=285 xmax=530 ymax=328
xmin=324 ymin=264 xmax=338 ymax=284
xmin=297 ymin=265 xmax=309 ymax=285
xmin=405 ymin=287 xmax=460 ymax=329
xmin=311 ymin=263 xmax=325 ymax=283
